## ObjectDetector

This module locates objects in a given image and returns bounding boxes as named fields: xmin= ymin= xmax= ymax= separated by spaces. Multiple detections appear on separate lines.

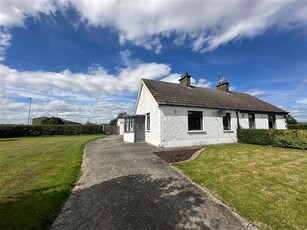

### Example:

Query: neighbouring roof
xmin=142 ymin=79 xmax=287 ymax=113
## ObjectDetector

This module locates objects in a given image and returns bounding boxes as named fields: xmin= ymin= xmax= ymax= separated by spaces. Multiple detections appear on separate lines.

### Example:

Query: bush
xmin=0 ymin=125 xmax=104 ymax=138
xmin=237 ymin=129 xmax=307 ymax=150
xmin=288 ymin=124 xmax=307 ymax=130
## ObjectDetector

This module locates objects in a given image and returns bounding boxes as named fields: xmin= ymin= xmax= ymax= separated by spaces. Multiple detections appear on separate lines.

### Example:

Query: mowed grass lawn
xmin=0 ymin=135 xmax=103 ymax=230
xmin=174 ymin=144 xmax=307 ymax=230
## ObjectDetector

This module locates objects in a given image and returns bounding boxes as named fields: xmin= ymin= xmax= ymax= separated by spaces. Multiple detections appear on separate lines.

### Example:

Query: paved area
xmin=52 ymin=136 xmax=256 ymax=230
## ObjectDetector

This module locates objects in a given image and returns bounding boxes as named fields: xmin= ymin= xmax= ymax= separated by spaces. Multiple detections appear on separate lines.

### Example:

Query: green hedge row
xmin=0 ymin=125 xmax=104 ymax=138
xmin=288 ymin=124 xmax=307 ymax=130
xmin=237 ymin=129 xmax=307 ymax=150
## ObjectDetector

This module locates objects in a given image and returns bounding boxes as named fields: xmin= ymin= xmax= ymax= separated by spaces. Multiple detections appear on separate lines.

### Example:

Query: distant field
xmin=0 ymin=135 xmax=103 ymax=229
xmin=175 ymin=144 xmax=307 ymax=230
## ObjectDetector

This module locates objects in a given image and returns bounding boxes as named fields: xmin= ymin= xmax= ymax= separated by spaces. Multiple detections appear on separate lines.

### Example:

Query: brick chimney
xmin=179 ymin=72 xmax=191 ymax=87
xmin=216 ymin=80 xmax=229 ymax=92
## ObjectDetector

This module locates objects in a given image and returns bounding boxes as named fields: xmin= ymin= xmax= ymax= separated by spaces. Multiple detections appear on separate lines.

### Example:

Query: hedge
xmin=237 ymin=129 xmax=307 ymax=150
xmin=0 ymin=125 xmax=104 ymax=138
xmin=288 ymin=124 xmax=307 ymax=130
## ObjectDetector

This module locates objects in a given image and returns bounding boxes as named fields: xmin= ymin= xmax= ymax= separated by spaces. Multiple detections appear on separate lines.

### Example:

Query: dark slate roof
xmin=142 ymin=79 xmax=287 ymax=113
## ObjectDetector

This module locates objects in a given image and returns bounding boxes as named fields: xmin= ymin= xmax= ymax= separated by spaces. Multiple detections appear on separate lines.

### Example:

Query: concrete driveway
xmin=52 ymin=136 xmax=256 ymax=230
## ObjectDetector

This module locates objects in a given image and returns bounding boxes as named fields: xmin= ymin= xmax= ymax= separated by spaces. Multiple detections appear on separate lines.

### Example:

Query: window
xmin=129 ymin=119 xmax=134 ymax=131
xmin=146 ymin=113 xmax=150 ymax=130
xmin=268 ymin=115 xmax=276 ymax=129
xmin=223 ymin=113 xmax=231 ymax=130
xmin=124 ymin=118 xmax=134 ymax=132
xmin=248 ymin=114 xmax=255 ymax=129
xmin=188 ymin=111 xmax=203 ymax=130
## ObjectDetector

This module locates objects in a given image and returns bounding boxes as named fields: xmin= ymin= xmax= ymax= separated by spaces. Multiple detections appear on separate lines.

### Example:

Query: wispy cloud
xmin=0 ymin=28 xmax=11 ymax=60
xmin=297 ymin=98 xmax=307 ymax=104
xmin=245 ymin=89 xmax=267 ymax=96
xmin=119 ymin=50 xmax=142 ymax=67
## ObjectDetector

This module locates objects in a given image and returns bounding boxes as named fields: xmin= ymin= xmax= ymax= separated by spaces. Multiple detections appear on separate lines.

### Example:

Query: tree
xmin=287 ymin=115 xmax=298 ymax=125
xmin=109 ymin=112 xmax=127 ymax=126
xmin=117 ymin=112 xmax=127 ymax=119
xmin=41 ymin=117 xmax=64 ymax=125
xmin=109 ymin=119 xmax=118 ymax=126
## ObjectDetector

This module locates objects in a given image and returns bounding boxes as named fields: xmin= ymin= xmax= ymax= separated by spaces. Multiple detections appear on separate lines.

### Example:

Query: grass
xmin=0 ymin=135 xmax=103 ymax=230
xmin=174 ymin=144 xmax=307 ymax=230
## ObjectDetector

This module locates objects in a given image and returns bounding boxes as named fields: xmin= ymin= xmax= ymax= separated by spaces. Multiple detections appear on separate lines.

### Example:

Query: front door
xmin=135 ymin=116 xmax=145 ymax=142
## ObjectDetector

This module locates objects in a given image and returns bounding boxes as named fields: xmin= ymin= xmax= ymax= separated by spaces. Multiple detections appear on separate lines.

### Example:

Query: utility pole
xmin=27 ymin=97 xmax=32 ymax=125
xmin=56 ymin=108 xmax=58 ymax=117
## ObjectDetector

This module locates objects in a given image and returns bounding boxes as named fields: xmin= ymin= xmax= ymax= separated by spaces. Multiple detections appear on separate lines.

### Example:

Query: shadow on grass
xmin=0 ymin=185 xmax=71 ymax=230
xmin=0 ymin=138 xmax=21 ymax=142
xmin=52 ymin=174 xmax=232 ymax=230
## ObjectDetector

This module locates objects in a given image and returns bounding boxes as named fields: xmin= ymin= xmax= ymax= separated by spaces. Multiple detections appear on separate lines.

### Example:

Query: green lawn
xmin=0 ymin=135 xmax=103 ymax=230
xmin=174 ymin=144 xmax=307 ymax=230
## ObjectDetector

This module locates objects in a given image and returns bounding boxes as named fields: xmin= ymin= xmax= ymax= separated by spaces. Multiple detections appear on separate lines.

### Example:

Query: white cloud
xmin=161 ymin=73 xmax=181 ymax=83
xmin=297 ymin=98 xmax=307 ymax=104
xmin=0 ymin=62 xmax=172 ymax=124
xmin=0 ymin=63 xmax=170 ymax=98
xmin=0 ymin=0 xmax=56 ymax=27
xmin=0 ymin=28 xmax=11 ymax=60
xmin=0 ymin=96 xmax=134 ymax=124
xmin=246 ymin=89 xmax=267 ymax=96
xmin=161 ymin=74 xmax=212 ymax=88
xmin=194 ymin=78 xmax=212 ymax=88
xmin=119 ymin=50 xmax=142 ymax=67
xmin=1 ymin=0 xmax=306 ymax=54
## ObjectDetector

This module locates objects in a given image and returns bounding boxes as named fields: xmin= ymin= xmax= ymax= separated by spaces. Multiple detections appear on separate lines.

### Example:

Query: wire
xmin=4 ymin=54 xmax=66 ymax=70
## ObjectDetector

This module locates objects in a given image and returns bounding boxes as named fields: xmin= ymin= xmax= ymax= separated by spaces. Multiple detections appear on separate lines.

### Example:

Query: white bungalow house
xmin=123 ymin=73 xmax=287 ymax=147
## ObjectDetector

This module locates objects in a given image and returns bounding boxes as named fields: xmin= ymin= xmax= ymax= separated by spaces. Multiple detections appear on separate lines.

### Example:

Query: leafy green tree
xmin=287 ymin=115 xmax=298 ymax=125
xmin=109 ymin=112 xmax=127 ymax=126
xmin=41 ymin=117 xmax=64 ymax=125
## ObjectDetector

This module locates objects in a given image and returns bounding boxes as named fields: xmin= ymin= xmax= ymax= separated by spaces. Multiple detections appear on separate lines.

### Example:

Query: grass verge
xmin=174 ymin=144 xmax=307 ymax=230
xmin=0 ymin=135 xmax=103 ymax=229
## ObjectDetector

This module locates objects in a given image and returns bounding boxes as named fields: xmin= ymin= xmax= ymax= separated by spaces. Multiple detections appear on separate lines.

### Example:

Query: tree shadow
xmin=52 ymin=174 xmax=245 ymax=230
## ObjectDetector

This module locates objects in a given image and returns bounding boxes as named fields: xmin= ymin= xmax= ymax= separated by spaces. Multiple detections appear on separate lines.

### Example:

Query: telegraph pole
xmin=27 ymin=97 xmax=32 ymax=125
xmin=56 ymin=108 xmax=58 ymax=117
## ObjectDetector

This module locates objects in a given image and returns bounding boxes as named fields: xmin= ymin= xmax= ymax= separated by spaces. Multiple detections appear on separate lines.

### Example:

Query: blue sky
xmin=0 ymin=0 xmax=306 ymax=124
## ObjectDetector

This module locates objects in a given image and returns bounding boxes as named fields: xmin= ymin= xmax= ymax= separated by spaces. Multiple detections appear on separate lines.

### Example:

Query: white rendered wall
xmin=135 ymin=84 xmax=161 ymax=146
xmin=255 ymin=114 xmax=269 ymax=129
xmin=160 ymin=106 xmax=238 ymax=147
xmin=238 ymin=113 xmax=286 ymax=129
xmin=123 ymin=132 xmax=134 ymax=142
xmin=239 ymin=113 xmax=249 ymax=129
xmin=117 ymin=118 xmax=125 ymax=135
xmin=275 ymin=115 xmax=287 ymax=129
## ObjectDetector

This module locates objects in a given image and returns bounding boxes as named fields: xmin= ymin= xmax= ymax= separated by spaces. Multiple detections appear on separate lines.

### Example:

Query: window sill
xmin=187 ymin=130 xmax=207 ymax=133
xmin=223 ymin=130 xmax=234 ymax=133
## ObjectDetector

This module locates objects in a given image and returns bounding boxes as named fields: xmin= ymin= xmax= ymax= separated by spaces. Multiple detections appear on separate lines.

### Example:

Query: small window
xmin=129 ymin=119 xmax=134 ymax=131
xmin=188 ymin=111 xmax=203 ymax=130
xmin=268 ymin=115 xmax=276 ymax=129
xmin=146 ymin=113 xmax=150 ymax=130
xmin=124 ymin=118 xmax=134 ymax=132
xmin=248 ymin=114 xmax=255 ymax=129
xmin=223 ymin=113 xmax=231 ymax=130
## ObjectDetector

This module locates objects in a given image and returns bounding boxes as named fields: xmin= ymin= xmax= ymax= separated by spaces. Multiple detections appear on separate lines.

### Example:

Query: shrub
xmin=237 ymin=129 xmax=307 ymax=150
xmin=0 ymin=125 xmax=104 ymax=138
xmin=288 ymin=124 xmax=307 ymax=130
